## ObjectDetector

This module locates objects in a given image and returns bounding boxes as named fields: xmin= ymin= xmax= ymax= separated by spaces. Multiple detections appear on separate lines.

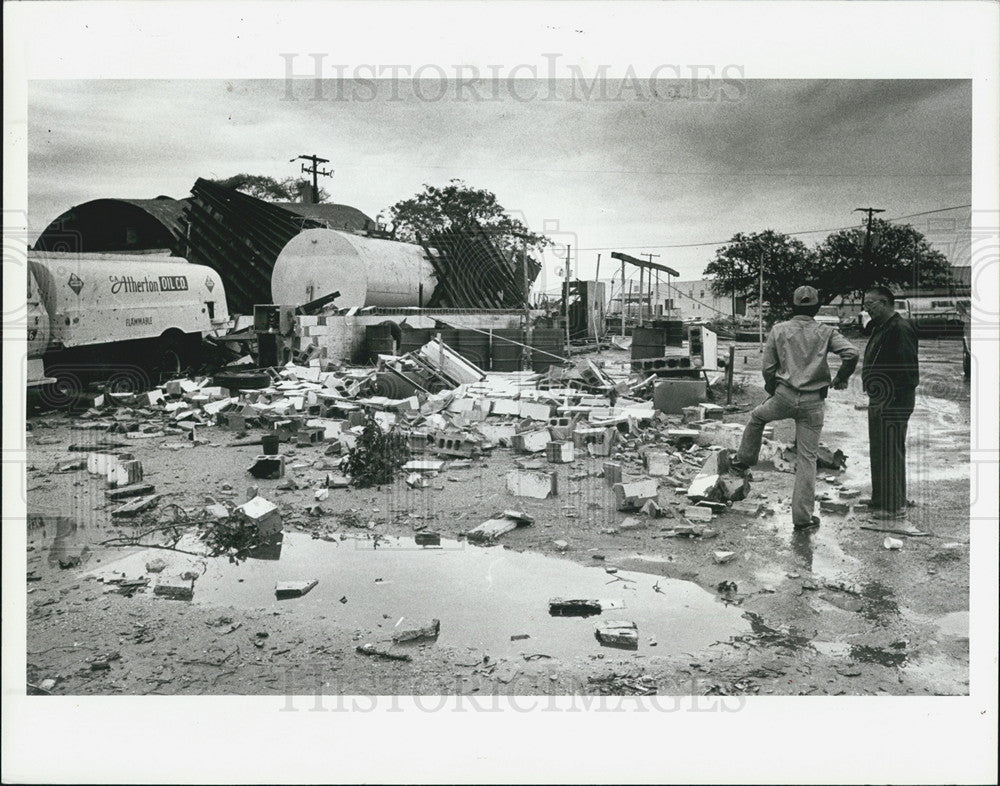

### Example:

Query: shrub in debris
xmin=201 ymin=515 xmax=268 ymax=562
xmin=344 ymin=411 xmax=410 ymax=488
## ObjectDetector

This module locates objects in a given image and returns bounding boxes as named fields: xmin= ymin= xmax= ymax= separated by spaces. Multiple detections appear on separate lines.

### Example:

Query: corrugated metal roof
xmin=34 ymin=197 xmax=190 ymax=253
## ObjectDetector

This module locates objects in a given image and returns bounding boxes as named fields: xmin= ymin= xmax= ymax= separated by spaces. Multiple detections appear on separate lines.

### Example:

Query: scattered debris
xmin=275 ymin=579 xmax=319 ymax=598
xmin=595 ymin=620 xmax=639 ymax=649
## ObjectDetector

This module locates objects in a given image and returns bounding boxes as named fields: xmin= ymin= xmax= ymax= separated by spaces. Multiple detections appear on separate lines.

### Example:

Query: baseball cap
xmin=793 ymin=285 xmax=819 ymax=306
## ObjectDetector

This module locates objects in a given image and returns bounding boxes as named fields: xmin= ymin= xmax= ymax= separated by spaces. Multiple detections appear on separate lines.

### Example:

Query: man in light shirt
xmin=729 ymin=286 xmax=859 ymax=530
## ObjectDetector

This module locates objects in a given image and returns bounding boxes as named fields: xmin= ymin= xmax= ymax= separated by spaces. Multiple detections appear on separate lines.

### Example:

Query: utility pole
xmin=564 ymin=244 xmax=571 ymax=352
xmin=291 ymin=154 xmax=333 ymax=203
xmin=521 ymin=236 xmax=532 ymax=370
xmin=853 ymin=207 xmax=885 ymax=264
xmin=643 ymin=253 xmax=661 ymax=319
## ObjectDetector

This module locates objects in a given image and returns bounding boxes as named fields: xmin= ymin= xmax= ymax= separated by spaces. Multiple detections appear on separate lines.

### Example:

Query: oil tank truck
xmin=27 ymin=251 xmax=229 ymax=402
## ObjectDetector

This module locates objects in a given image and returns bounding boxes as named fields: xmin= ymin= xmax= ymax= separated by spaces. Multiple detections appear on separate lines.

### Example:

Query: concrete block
xmin=506 ymin=469 xmax=558 ymax=499
xmin=645 ymin=452 xmax=672 ymax=477
xmin=547 ymin=416 xmax=575 ymax=441
xmin=701 ymin=403 xmax=725 ymax=421
xmin=512 ymin=429 xmax=552 ymax=454
xmin=248 ymin=455 xmax=285 ymax=480
xmin=108 ymin=459 xmax=143 ymax=488
xmin=447 ymin=397 xmax=476 ymax=413
xmin=88 ymin=452 xmax=131 ymax=477
xmin=613 ymin=479 xmax=659 ymax=511
xmin=153 ymin=576 xmax=194 ymax=601
xmin=546 ymin=441 xmax=575 ymax=464
xmin=684 ymin=505 xmax=714 ymax=522
xmin=233 ymin=495 xmax=282 ymax=537
xmin=603 ymin=461 xmax=623 ymax=487
xmin=730 ymin=500 xmax=763 ymax=517
xmin=296 ymin=427 xmax=325 ymax=446
xmin=490 ymin=398 xmax=520 ymax=417
xmin=653 ymin=379 xmax=707 ymax=414
xmin=682 ymin=405 xmax=705 ymax=423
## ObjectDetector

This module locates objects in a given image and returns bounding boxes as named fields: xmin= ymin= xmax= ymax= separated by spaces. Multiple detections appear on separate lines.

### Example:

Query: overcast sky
xmin=28 ymin=78 xmax=971 ymax=291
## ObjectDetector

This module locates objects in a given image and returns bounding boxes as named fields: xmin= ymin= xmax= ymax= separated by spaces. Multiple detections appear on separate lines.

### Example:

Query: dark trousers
xmin=867 ymin=387 xmax=916 ymax=512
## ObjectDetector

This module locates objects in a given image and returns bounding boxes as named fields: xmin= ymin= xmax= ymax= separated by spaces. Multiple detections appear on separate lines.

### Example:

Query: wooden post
xmin=638 ymin=265 xmax=645 ymax=327
xmin=620 ymin=259 xmax=626 ymax=337
xmin=522 ymin=236 xmax=532 ymax=370
xmin=726 ymin=344 xmax=736 ymax=405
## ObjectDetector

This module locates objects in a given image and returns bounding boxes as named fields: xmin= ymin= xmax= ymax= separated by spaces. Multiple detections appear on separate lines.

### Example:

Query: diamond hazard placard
xmin=68 ymin=273 xmax=84 ymax=295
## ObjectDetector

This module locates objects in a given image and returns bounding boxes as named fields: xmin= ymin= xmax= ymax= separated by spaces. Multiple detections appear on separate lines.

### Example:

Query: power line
xmin=334 ymin=162 xmax=968 ymax=179
xmin=567 ymin=204 xmax=972 ymax=252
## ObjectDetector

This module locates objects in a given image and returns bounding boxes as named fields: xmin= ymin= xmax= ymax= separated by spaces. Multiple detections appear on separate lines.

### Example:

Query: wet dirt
xmin=22 ymin=337 xmax=971 ymax=696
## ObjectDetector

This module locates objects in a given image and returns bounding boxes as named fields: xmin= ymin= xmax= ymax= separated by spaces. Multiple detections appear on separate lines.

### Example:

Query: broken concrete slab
xmin=467 ymin=511 xmax=534 ymax=543
xmin=512 ymin=429 xmax=552 ymax=454
xmin=153 ymin=576 xmax=194 ymax=601
xmin=104 ymin=483 xmax=156 ymax=500
xmin=505 ymin=469 xmax=558 ymax=499
xmin=684 ymin=505 xmax=714 ymax=522
xmin=275 ymin=579 xmax=319 ymax=598
xmin=653 ymin=378 xmax=706 ymax=414
xmin=644 ymin=452 xmax=672 ymax=477
xmin=612 ymin=479 xmax=659 ymax=511
xmin=713 ymin=551 xmax=737 ymax=564
xmin=595 ymin=620 xmax=639 ymax=649
xmin=111 ymin=494 xmax=160 ymax=518
xmin=356 ymin=642 xmax=412 ymax=661
xmin=549 ymin=598 xmax=602 ymax=617
xmin=819 ymin=500 xmax=851 ymax=515
xmin=392 ymin=619 xmax=441 ymax=643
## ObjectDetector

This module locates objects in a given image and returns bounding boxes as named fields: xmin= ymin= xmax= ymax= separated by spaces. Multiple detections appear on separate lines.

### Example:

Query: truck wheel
xmin=106 ymin=365 xmax=152 ymax=394
xmin=154 ymin=331 xmax=191 ymax=380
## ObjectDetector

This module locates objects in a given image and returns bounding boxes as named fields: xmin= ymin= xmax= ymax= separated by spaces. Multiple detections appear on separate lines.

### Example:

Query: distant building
xmin=667 ymin=279 xmax=739 ymax=320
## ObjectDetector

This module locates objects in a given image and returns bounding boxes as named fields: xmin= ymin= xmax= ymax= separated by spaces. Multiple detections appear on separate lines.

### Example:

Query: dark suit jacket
xmin=861 ymin=312 xmax=919 ymax=401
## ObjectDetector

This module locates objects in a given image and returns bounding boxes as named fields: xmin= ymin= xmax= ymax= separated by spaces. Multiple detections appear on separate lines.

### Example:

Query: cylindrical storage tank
xmin=490 ymin=329 xmax=524 ymax=371
xmin=272 ymin=228 xmax=437 ymax=308
xmin=632 ymin=327 xmax=666 ymax=361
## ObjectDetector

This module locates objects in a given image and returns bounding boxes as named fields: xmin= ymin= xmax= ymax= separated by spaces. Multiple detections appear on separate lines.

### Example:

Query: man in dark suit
xmin=861 ymin=285 xmax=919 ymax=520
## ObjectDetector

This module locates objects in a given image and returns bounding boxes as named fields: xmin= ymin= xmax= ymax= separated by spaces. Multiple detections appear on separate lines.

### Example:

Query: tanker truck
xmin=27 ymin=251 xmax=229 ymax=402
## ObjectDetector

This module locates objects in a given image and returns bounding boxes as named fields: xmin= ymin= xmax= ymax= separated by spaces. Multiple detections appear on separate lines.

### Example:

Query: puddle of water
xmin=94 ymin=533 xmax=750 ymax=659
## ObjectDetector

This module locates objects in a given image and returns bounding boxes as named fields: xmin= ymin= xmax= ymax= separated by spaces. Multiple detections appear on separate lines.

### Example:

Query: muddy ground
xmin=22 ymin=337 xmax=970 ymax=697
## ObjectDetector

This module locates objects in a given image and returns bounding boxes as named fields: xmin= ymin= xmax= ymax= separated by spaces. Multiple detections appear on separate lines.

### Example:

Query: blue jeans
xmin=736 ymin=385 xmax=826 ymax=526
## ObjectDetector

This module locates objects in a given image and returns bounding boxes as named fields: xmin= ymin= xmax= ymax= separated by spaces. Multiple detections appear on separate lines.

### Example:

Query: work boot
xmin=793 ymin=515 xmax=821 ymax=531
xmin=724 ymin=450 xmax=751 ymax=479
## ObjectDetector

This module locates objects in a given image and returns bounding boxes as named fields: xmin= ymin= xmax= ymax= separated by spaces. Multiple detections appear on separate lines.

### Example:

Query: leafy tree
xmin=704 ymin=230 xmax=817 ymax=321
xmin=387 ymin=179 xmax=550 ymax=253
xmin=216 ymin=173 xmax=329 ymax=203
xmin=814 ymin=218 xmax=952 ymax=300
